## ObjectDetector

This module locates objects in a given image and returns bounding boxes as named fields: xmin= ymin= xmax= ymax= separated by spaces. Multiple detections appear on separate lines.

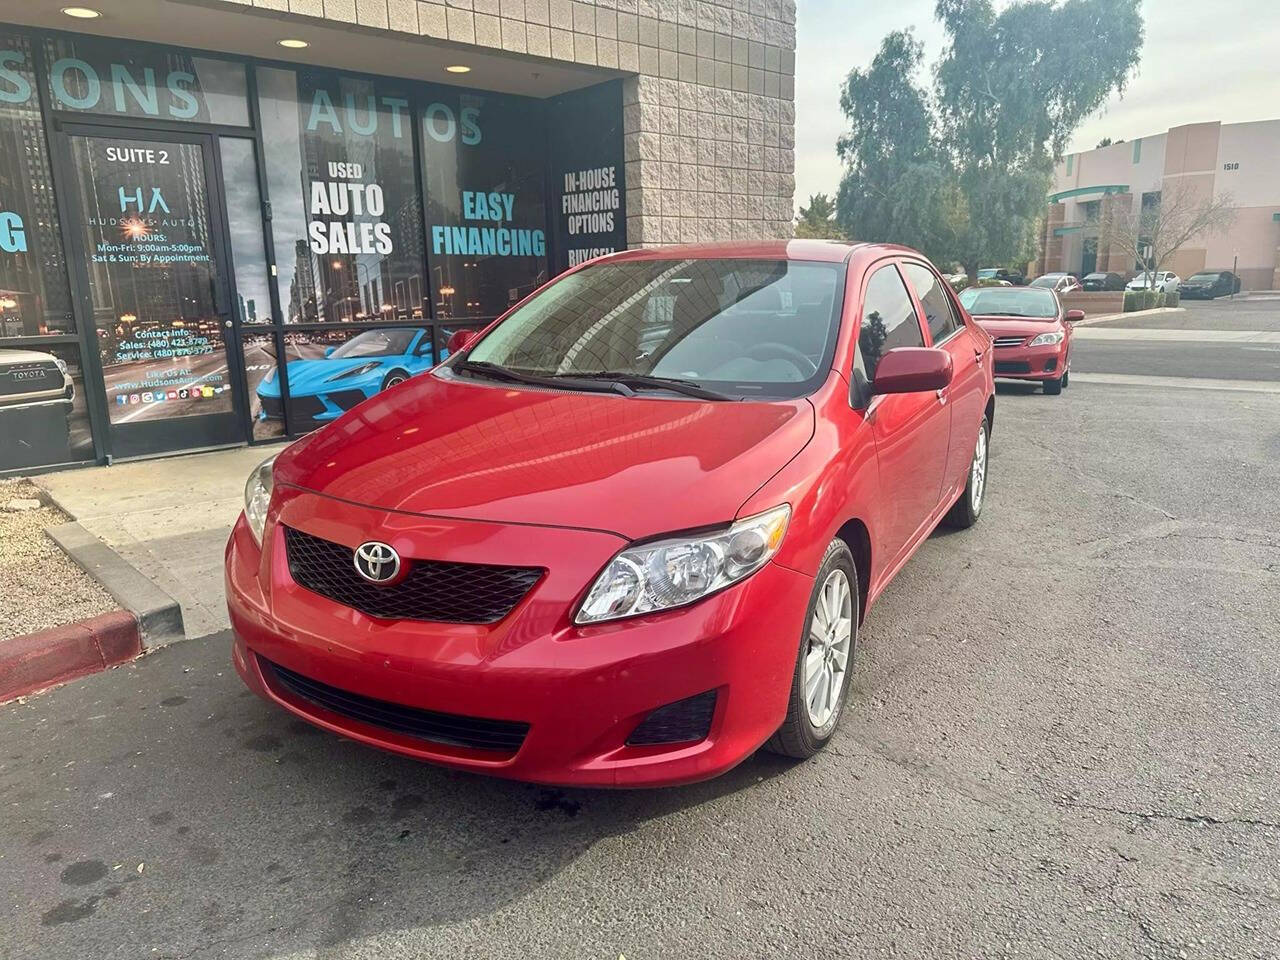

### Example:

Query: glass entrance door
xmin=62 ymin=128 xmax=244 ymax=458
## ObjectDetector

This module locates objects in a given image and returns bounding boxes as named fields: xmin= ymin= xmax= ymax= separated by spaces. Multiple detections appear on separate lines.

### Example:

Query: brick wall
xmin=215 ymin=0 xmax=798 ymax=246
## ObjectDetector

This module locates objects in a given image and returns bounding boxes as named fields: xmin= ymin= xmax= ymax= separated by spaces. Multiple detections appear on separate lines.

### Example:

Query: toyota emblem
xmin=353 ymin=541 xmax=401 ymax=584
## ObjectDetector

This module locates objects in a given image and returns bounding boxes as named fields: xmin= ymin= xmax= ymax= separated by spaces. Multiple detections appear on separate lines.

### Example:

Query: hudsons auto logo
xmin=353 ymin=541 xmax=401 ymax=584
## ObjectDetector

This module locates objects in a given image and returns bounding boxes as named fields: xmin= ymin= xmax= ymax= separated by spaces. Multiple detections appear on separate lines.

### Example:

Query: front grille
xmin=992 ymin=335 xmax=1026 ymax=348
xmin=265 ymin=658 xmax=529 ymax=753
xmin=627 ymin=690 xmax=717 ymax=746
xmin=328 ymin=388 xmax=368 ymax=412
xmin=284 ymin=526 xmax=542 ymax=624
xmin=995 ymin=360 xmax=1032 ymax=374
xmin=0 ymin=362 xmax=60 ymax=397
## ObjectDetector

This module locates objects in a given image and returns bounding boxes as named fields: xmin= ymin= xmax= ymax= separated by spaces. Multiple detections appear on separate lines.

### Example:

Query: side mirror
xmin=323 ymin=346 xmax=336 ymax=358
xmin=871 ymin=347 xmax=954 ymax=396
xmin=1065 ymin=309 xmax=1085 ymax=323
xmin=446 ymin=328 xmax=479 ymax=355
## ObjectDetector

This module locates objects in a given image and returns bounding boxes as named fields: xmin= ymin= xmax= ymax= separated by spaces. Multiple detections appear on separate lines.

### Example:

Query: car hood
xmin=274 ymin=372 xmax=816 ymax=540
xmin=284 ymin=356 xmax=393 ymax=392
xmin=972 ymin=316 xmax=1061 ymax=337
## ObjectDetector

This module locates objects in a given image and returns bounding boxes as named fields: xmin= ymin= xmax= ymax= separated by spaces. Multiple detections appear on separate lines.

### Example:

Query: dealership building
xmin=0 ymin=1 xmax=797 ymax=473
xmin=1033 ymin=118 xmax=1280 ymax=290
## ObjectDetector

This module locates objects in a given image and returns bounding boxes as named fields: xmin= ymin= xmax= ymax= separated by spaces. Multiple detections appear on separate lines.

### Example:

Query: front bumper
xmin=992 ymin=342 xmax=1067 ymax=381
xmin=226 ymin=488 xmax=813 ymax=787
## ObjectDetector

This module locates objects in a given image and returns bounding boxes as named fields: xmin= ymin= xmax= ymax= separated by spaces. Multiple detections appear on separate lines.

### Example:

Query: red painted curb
xmin=0 ymin=611 xmax=142 ymax=703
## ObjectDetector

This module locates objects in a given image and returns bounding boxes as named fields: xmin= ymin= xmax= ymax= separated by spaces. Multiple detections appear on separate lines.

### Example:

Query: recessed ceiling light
xmin=61 ymin=6 xmax=102 ymax=17
xmin=277 ymin=38 xmax=309 ymax=49
xmin=445 ymin=65 xmax=472 ymax=74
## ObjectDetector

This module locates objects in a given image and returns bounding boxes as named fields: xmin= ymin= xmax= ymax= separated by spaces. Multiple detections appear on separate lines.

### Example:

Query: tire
xmin=766 ymin=539 xmax=858 ymax=759
xmin=943 ymin=414 xmax=990 ymax=529
xmin=380 ymin=369 xmax=409 ymax=391
xmin=1062 ymin=368 xmax=1070 ymax=389
xmin=1043 ymin=377 xmax=1063 ymax=395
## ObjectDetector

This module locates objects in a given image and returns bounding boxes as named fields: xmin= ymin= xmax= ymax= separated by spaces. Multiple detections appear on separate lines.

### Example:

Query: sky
xmin=794 ymin=0 xmax=1280 ymax=210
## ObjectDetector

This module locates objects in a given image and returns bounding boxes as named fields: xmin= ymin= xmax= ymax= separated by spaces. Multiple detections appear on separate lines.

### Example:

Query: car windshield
xmin=330 ymin=328 xmax=419 ymax=359
xmin=1030 ymin=275 xmax=1063 ymax=288
xmin=977 ymin=269 xmax=998 ymax=279
xmin=1085 ymin=273 xmax=1107 ymax=280
xmin=458 ymin=258 xmax=845 ymax=398
xmin=959 ymin=286 xmax=1058 ymax=319
xmin=1188 ymin=272 xmax=1220 ymax=282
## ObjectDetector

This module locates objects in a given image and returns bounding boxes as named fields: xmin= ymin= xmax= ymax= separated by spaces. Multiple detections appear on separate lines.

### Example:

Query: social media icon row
xmin=115 ymin=385 xmax=217 ymax=405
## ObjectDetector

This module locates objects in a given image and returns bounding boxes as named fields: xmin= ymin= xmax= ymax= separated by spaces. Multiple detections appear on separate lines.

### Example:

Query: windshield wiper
xmin=453 ymin=359 xmax=630 ymax=396
xmin=557 ymin=371 xmax=735 ymax=401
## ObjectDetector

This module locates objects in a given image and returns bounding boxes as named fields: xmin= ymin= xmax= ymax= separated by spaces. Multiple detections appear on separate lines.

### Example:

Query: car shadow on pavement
xmin=2 ymin=634 xmax=801 ymax=958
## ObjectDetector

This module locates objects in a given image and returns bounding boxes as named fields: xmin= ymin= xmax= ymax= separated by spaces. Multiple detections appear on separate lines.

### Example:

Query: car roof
xmin=596 ymin=239 xmax=921 ymax=267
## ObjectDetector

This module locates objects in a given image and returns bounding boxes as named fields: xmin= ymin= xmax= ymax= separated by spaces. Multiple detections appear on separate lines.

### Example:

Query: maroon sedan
xmin=228 ymin=241 xmax=995 ymax=787
xmin=958 ymin=285 xmax=1083 ymax=395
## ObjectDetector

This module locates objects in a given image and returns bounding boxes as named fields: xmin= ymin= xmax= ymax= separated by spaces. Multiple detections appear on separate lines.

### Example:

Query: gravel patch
xmin=0 ymin=478 xmax=117 ymax=641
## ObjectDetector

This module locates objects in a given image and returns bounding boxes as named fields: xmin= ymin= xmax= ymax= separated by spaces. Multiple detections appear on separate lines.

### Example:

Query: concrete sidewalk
xmin=36 ymin=445 xmax=276 ymax=640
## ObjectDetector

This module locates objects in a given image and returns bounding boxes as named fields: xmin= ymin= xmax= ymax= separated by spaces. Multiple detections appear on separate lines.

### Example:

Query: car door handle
xmin=936 ymin=389 xmax=947 ymax=405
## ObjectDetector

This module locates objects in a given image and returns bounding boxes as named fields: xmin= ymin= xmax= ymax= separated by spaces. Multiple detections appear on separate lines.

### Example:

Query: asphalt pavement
xmin=3 ymin=302 xmax=1279 ymax=959
xmin=1071 ymin=299 xmax=1280 ymax=382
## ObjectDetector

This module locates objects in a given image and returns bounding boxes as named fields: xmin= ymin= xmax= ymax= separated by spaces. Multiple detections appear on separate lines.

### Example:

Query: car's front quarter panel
xmin=738 ymin=372 xmax=884 ymax=607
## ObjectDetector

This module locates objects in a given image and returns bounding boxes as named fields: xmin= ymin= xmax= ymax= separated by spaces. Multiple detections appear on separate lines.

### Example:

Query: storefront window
xmin=273 ymin=326 xmax=433 ymax=433
xmin=219 ymin=138 xmax=271 ymax=324
xmin=42 ymin=36 xmax=249 ymax=126
xmin=0 ymin=30 xmax=74 ymax=337
xmin=240 ymin=329 xmax=284 ymax=441
xmin=257 ymin=66 xmax=424 ymax=326
xmin=419 ymin=85 xmax=548 ymax=321
xmin=0 ymin=341 xmax=93 ymax=470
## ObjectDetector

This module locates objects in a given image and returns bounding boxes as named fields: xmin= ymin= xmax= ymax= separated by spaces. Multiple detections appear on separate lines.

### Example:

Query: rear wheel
xmin=767 ymin=540 xmax=857 ymax=759
xmin=944 ymin=415 xmax=989 ymax=528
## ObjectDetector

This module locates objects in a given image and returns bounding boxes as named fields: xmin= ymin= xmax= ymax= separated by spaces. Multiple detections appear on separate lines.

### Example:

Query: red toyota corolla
xmin=227 ymin=241 xmax=995 ymax=787
xmin=958 ymin=285 xmax=1082 ymax=395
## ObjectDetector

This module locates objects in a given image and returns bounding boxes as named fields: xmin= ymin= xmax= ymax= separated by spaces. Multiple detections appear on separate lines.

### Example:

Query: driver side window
xmin=857 ymin=265 xmax=925 ymax=381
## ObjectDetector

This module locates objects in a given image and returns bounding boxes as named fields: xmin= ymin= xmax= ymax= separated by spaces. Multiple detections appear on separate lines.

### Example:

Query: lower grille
xmin=328 ymin=388 xmax=368 ymax=411
xmin=627 ymin=690 xmax=717 ymax=746
xmin=284 ymin=526 xmax=542 ymax=624
xmin=995 ymin=360 xmax=1032 ymax=374
xmin=287 ymin=395 xmax=327 ymax=422
xmin=265 ymin=659 xmax=529 ymax=753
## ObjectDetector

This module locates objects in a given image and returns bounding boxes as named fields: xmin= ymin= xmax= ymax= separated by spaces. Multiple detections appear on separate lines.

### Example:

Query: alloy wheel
xmin=802 ymin=568 xmax=853 ymax=729
xmin=970 ymin=425 xmax=988 ymax=512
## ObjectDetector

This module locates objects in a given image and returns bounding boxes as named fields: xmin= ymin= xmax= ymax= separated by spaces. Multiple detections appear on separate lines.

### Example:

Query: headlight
xmin=54 ymin=358 xmax=68 ymax=375
xmin=243 ymin=455 xmax=277 ymax=545
xmin=1029 ymin=330 xmax=1064 ymax=347
xmin=576 ymin=505 xmax=791 ymax=625
xmin=327 ymin=361 xmax=381 ymax=382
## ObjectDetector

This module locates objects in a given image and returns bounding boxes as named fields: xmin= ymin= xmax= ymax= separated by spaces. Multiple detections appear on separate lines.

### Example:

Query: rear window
xmin=958 ymin=286 xmax=1058 ymax=319
xmin=462 ymin=258 xmax=846 ymax=398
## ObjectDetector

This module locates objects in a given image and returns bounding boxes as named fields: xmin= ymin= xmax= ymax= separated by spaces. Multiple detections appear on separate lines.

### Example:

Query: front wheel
xmin=943 ymin=414 xmax=989 ymax=528
xmin=766 ymin=540 xmax=858 ymax=759
xmin=380 ymin=369 xmax=409 ymax=391
xmin=1043 ymin=376 xmax=1063 ymax=395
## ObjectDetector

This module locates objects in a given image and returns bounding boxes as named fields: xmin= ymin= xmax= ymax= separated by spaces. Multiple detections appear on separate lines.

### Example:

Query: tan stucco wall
xmin=214 ymin=0 xmax=798 ymax=245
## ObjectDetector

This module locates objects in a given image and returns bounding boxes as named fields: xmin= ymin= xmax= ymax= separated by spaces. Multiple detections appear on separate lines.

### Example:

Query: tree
xmin=836 ymin=0 xmax=1144 ymax=280
xmin=1098 ymin=181 xmax=1238 ymax=285
xmin=1096 ymin=137 xmax=1113 ymax=148
xmin=794 ymin=193 xmax=846 ymax=239
xmin=834 ymin=31 xmax=963 ymax=265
